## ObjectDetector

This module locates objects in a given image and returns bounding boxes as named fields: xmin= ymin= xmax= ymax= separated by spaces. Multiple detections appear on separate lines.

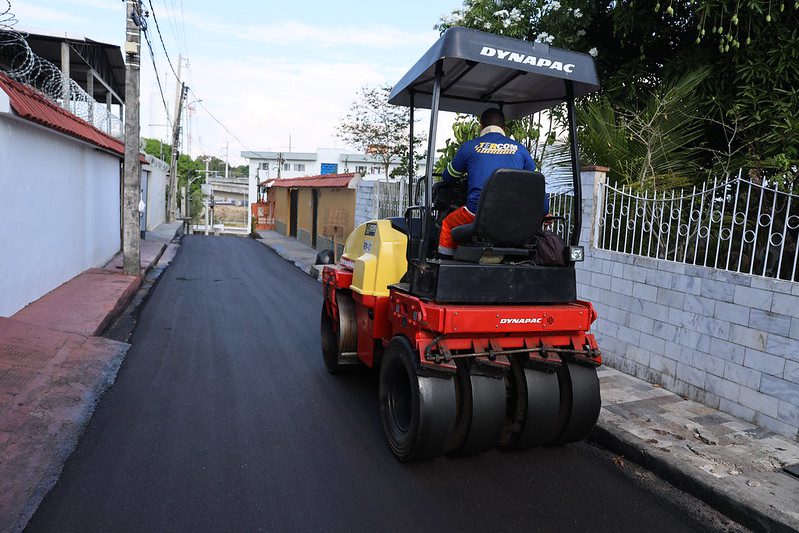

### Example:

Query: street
xmin=28 ymin=236 xmax=732 ymax=532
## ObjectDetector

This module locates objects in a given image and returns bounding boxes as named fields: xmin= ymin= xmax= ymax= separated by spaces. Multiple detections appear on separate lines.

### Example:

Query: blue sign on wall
xmin=320 ymin=163 xmax=338 ymax=175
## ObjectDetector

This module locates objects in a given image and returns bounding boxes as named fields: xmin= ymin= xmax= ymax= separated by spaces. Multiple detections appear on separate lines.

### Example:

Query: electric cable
xmin=142 ymin=25 xmax=172 ymax=127
xmin=146 ymin=0 xmax=179 ymax=80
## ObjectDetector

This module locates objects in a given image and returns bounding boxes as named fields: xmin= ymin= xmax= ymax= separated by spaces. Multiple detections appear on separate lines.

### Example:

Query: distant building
xmin=207 ymin=176 xmax=248 ymax=207
xmin=241 ymin=148 xmax=416 ymax=182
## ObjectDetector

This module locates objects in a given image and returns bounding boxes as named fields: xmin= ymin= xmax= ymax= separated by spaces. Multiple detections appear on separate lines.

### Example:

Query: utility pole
xmin=225 ymin=141 xmax=229 ymax=181
xmin=167 ymin=82 xmax=187 ymax=221
xmin=122 ymin=0 xmax=142 ymax=276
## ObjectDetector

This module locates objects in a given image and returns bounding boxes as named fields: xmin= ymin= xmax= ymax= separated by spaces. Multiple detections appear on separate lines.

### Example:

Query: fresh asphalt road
xmin=28 ymin=236 xmax=732 ymax=532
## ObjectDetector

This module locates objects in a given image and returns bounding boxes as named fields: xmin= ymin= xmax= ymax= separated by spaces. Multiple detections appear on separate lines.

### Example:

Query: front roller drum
xmin=550 ymin=362 xmax=601 ymax=445
xmin=320 ymin=292 xmax=357 ymax=373
xmin=497 ymin=356 xmax=561 ymax=451
xmin=379 ymin=336 xmax=457 ymax=462
xmin=446 ymin=359 xmax=507 ymax=457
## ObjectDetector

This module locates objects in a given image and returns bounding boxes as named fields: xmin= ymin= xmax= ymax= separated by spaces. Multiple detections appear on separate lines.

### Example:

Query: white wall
xmin=0 ymin=115 xmax=122 ymax=317
xmin=144 ymin=163 xmax=167 ymax=230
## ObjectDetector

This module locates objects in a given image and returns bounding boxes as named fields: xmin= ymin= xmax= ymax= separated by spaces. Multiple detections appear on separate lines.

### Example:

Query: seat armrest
xmin=451 ymin=221 xmax=477 ymax=244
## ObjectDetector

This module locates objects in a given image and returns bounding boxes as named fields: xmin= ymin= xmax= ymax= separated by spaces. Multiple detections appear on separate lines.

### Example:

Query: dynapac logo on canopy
xmin=480 ymin=46 xmax=575 ymax=73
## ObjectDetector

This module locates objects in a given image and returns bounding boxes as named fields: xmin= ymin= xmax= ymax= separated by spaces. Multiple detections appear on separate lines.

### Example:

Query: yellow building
xmin=269 ymin=173 xmax=362 ymax=256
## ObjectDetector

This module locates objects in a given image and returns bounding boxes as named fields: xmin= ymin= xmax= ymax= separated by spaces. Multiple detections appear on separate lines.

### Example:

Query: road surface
xmin=28 ymin=236 xmax=735 ymax=531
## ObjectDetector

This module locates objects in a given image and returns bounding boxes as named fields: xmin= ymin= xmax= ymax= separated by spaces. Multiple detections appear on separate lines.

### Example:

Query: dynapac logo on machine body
xmin=499 ymin=317 xmax=543 ymax=324
xmin=480 ymin=46 xmax=575 ymax=73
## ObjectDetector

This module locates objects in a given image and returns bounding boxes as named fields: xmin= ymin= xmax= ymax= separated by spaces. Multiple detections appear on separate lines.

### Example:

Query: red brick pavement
xmin=0 ymin=318 xmax=129 ymax=531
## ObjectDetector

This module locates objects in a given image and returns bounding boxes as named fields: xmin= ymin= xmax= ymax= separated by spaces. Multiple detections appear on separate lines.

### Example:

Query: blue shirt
xmin=442 ymin=131 xmax=548 ymax=214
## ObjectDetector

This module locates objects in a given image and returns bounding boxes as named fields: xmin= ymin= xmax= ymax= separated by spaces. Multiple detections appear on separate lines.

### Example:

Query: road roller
xmin=321 ymin=27 xmax=603 ymax=461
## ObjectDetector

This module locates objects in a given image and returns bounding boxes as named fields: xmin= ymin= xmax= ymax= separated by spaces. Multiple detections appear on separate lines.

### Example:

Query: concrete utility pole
xmin=122 ymin=0 xmax=142 ymax=276
xmin=224 ymin=141 xmax=229 ymax=181
xmin=167 ymin=82 xmax=187 ymax=222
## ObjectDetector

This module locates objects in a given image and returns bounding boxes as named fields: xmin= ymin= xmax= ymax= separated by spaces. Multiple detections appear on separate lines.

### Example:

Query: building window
xmin=355 ymin=165 xmax=367 ymax=174
xmin=320 ymin=163 xmax=338 ymax=175
xmin=294 ymin=163 xmax=305 ymax=172
xmin=283 ymin=163 xmax=291 ymax=172
xmin=371 ymin=166 xmax=381 ymax=174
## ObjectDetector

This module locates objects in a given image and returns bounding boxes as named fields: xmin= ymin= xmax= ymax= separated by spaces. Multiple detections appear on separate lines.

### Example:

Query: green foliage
xmin=433 ymin=115 xmax=480 ymax=175
xmin=141 ymin=138 xmax=248 ymax=221
xmin=577 ymin=69 xmax=709 ymax=190
xmin=437 ymin=0 xmax=799 ymax=181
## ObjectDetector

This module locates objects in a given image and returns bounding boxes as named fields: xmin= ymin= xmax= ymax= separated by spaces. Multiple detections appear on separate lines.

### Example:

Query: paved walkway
xmin=256 ymin=230 xmax=324 ymax=276
xmin=145 ymin=221 xmax=183 ymax=242
xmin=258 ymin=233 xmax=799 ymax=532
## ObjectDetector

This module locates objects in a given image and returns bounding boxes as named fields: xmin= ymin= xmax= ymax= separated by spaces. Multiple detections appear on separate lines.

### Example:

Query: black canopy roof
xmin=388 ymin=27 xmax=599 ymax=118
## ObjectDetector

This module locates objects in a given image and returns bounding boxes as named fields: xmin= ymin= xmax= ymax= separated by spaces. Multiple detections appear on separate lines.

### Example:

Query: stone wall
xmin=355 ymin=180 xmax=377 ymax=227
xmin=576 ymin=169 xmax=799 ymax=440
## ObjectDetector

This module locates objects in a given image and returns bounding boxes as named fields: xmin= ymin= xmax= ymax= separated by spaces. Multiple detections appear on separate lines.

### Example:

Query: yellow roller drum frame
xmin=340 ymin=220 xmax=408 ymax=298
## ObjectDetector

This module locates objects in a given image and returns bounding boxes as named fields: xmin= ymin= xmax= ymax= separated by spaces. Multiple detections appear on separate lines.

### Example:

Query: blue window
xmin=320 ymin=163 xmax=338 ymax=175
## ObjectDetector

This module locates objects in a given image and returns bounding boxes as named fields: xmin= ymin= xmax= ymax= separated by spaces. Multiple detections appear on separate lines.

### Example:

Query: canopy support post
xmin=418 ymin=60 xmax=443 ymax=263
xmin=408 ymin=91 xmax=415 ymax=208
xmin=565 ymin=80 xmax=582 ymax=246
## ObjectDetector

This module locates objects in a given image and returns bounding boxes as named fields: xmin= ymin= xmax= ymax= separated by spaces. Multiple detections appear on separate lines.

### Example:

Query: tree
xmin=338 ymin=85 xmax=420 ymax=180
xmin=436 ymin=0 xmax=799 ymax=181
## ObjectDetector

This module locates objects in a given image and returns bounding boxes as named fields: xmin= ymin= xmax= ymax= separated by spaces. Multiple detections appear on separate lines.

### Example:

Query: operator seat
xmin=450 ymin=169 xmax=546 ymax=262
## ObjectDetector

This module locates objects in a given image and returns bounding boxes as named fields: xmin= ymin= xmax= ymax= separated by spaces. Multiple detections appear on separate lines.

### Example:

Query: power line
xmin=141 ymin=25 xmax=172 ymax=127
xmin=146 ymin=0 xmax=179 ymax=81
xmin=188 ymin=87 xmax=253 ymax=152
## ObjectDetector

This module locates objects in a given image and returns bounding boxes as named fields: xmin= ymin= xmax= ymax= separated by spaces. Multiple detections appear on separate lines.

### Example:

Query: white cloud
xmin=178 ymin=11 xmax=436 ymax=49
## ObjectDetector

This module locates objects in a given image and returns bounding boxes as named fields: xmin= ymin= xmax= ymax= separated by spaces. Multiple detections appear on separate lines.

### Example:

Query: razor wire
xmin=597 ymin=171 xmax=799 ymax=282
xmin=0 ymin=0 xmax=123 ymax=139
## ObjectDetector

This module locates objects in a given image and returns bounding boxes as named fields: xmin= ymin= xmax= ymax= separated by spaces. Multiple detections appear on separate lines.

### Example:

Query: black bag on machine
xmin=532 ymin=229 xmax=567 ymax=266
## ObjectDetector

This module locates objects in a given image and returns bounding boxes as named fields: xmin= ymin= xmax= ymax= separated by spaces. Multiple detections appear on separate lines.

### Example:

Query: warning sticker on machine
xmin=362 ymin=240 xmax=373 ymax=253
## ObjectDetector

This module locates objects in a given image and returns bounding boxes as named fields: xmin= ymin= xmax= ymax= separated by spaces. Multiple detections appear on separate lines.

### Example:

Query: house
xmin=268 ymin=173 xmax=362 ymax=256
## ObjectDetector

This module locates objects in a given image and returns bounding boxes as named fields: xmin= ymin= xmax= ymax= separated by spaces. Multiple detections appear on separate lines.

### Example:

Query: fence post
xmin=580 ymin=166 xmax=609 ymax=249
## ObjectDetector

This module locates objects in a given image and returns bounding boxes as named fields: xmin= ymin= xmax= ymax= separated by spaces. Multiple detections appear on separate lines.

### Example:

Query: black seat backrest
xmin=472 ymin=169 xmax=546 ymax=247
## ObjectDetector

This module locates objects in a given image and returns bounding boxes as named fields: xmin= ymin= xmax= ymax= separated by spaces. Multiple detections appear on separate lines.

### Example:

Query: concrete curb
xmin=589 ymin=423 xmax=798 ymax=533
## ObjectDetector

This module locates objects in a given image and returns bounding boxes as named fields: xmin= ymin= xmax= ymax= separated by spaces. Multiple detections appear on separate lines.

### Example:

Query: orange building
xmin=269 ymin=173 xmax=362 ymax=256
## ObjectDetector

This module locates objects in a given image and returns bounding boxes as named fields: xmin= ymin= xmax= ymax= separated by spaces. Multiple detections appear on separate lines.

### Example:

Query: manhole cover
xmin=784 ymin=463 xmax=799 ymax=479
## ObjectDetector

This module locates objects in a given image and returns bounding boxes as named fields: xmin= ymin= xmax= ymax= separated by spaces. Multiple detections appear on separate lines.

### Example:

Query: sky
xmin=11 ymin=0 xmax=461 ymax=165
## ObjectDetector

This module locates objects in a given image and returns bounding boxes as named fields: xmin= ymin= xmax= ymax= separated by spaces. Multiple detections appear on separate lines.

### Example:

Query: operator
xmin=438 ymin=108 xmax=549 ymax=256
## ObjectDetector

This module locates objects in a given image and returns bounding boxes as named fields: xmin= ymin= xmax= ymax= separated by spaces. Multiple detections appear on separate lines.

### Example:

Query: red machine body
xmin=322 ymin=265 xmax=601 ymax=372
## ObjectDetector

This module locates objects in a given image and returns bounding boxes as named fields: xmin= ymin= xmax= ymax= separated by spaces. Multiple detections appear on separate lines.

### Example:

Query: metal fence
xmin=548 ymin=190 xmax=575 ymax=244
xmin=597 ymin=171 xmax=799 ymax=281
xmin=376 ymin=179 xmax=408 ymax=220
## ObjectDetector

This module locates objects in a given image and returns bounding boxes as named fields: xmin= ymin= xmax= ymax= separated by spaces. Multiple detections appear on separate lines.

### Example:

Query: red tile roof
xmin=270 ymin=173 xmax=358 ymax=189
xmin=0 ymin=72 xmax=125 ymax=157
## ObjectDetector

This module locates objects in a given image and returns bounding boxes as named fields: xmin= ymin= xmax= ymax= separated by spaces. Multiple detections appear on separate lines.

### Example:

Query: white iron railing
xmin=548 ymin=190 xmax=575 ymax=244
xmin=597 ymin=171 xmax=799 ymax=281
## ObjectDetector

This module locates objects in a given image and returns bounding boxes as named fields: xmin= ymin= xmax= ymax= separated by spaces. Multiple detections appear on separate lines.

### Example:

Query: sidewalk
xmin=257 ymin=233 xmax=799 ymax=532
xmin=0 ymin=225 xmax=181 ymax=531
xmin=256 ymin=230 xmax=324 ymax=276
